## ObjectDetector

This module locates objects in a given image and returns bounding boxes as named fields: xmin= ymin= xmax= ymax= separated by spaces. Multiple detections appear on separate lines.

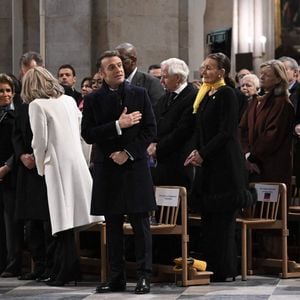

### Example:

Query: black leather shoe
xmin=35 ymin=270 xmax=52 ymax=282
xmin=0 ymin=271 xmax=20 ymax=278
xmin=211 ymin=275 xmax=236 ymax=282
xmin=96 ymin=283 xmax=126 ymax=293
xmin=18 ymin=272 xmax=42 ymax=280
xmin=134 ymin=277 xmax=150 ymax=294
xmin=38 ymin=277 xmax=53 ymax=283
xmin=45 ymin=280 xmax=77 ymax=287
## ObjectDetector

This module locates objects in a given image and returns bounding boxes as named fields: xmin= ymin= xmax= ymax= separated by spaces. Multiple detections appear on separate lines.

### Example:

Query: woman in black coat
xmin=185 ymin=53 xmax=251 ymax=281
xmin=12 ymin=96 xmax=51 ymax=280
xmin=0 ymin=74 xmax=23 ymax=277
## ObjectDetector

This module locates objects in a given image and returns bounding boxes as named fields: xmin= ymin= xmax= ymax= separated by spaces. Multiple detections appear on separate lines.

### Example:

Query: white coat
xmin=29 ymin=95 xmax=103 ymax=235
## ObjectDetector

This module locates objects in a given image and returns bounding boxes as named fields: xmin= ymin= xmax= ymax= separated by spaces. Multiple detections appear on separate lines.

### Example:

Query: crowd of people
xmin=0 ymin=43 xmax=299 ymax=294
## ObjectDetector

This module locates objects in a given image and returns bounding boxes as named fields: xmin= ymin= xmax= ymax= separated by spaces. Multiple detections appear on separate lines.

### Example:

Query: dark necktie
xmin=167 ymin=92 xmax=177 ymax=106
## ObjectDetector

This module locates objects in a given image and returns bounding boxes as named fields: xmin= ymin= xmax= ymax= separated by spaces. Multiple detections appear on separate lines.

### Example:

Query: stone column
xmin=187 ymin=0 xmax=206 ymax=80
xmin=45 ymin=0 xmax=92 ymax=88
xmin=12 ymin=0 xmax=23 ymax=74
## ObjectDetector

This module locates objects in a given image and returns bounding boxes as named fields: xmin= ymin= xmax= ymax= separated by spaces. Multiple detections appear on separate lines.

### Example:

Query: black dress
xmin=12 ymin=103 xmax=52 ymax=277
xmin=0 ymin=106 xmax=23 ymax=275
xmin=191 ymin=86 xmax=249 ymax=280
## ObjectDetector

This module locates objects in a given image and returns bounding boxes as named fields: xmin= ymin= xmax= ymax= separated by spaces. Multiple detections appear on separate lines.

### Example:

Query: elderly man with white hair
xmin=147 ymin=57 xmax=197 ymax=191
xmin=146 ymin=57 xmax=197 ymax=265
xmin=146 ymin=57 xmax=197 ymax=264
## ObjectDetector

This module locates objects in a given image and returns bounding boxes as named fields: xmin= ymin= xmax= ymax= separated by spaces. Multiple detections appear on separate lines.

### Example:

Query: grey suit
xmin=131 ymin=71 xmax=165 ymax=107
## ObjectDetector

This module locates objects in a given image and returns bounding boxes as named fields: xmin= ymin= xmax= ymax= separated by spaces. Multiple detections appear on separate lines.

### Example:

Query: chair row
xmin=78 ymin=182 xmax=300 ymax=284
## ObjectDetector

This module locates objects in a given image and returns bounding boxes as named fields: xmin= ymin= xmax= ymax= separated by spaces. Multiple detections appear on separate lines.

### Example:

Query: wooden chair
xmin=237 ymin=182 xmax=289 ymax=281
xmin=285 ymin=176 xmax=300 ymax=276
xmin=286 ymin=216 xmax=300 ymax=275
xmin=101 ymin=186 xmax=212 ymax=286
xmin=75 ymin=222 xmax=107 ymax=281
xmin=290 ymin=176 xmax=300 ymax=206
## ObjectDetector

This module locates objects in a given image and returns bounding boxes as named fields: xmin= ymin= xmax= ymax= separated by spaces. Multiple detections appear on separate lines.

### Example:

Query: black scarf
xmin=0 ymin=104 xmax=13 ymax=123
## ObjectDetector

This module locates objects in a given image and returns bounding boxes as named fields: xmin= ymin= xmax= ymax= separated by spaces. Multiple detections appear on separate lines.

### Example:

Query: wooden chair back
xmin=122 ymin=186 xmax=212 ymax=286
xmin=237 ymin=182 xmax=288 ymax=281
xmin=246 ymin=182 xmax=281 ymax=220
xmin=155 ymin=186 xmax=181 ymax=226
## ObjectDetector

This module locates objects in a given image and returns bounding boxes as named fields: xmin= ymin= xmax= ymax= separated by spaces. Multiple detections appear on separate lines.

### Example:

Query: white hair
xmin=160 ymin=58 xmax=189 ymax=83
xmin=241 ymin=74 xmax=260 ymax=89
xmin=278 ymin=56 xmax=299 ymax=71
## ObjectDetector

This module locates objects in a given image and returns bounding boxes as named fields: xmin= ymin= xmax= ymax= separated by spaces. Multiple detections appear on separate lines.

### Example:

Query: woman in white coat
xmin=21 ymin=67 xmax=103 ymax=286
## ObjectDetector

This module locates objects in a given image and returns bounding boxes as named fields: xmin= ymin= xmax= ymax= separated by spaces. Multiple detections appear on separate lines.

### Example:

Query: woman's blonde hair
xmin=260 ymin=60 xmax=289 ymax=95
xmin=21 ymin=66 xmax=64 ymax=103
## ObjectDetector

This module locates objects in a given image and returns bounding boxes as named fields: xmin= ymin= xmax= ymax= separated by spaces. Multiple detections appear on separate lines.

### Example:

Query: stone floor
xmin=1 ymin=275 xmax=300 ymax=299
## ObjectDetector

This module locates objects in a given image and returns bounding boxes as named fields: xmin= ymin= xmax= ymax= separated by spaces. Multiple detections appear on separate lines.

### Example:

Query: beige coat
xmin=29 ymin=95 xmax=103 ymax=235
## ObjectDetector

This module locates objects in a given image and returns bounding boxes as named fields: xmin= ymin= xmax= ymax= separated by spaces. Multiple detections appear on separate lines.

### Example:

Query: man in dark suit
xmin=81 ymin=50 xmax=156 ymax=294
xmin=147 ymin=58 xmax=196 ymax=191
xmin=279 ymin=57 xmax=300 ymax=186
xmin=115 ymin=42 xmax=165 ymax=107
xmin=148 ymin=64 xmax=162 ymax=79
xmin=279 ymin=56 xmax=300 ymax=111
xmin=146 ymin=58 xmax=196 ymax=265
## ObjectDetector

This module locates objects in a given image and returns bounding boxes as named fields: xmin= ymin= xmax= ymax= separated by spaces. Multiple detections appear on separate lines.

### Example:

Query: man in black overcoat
xmin=81 ymin=50 xmax=156 ymax=294
xmin=279 ymin=56 xmax=300 ymax=187
xmin=146 ymin=58 xmax=196 ymax=265
xmin=147 ymin=58 xmax=196 ymax=190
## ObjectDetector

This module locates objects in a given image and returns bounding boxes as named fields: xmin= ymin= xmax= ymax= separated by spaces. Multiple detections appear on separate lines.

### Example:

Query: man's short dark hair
xmin=96 ymin=50 xmax=121 ymax=71
xmin=57 ymin=64 xmax=76 ymax=77
xmin=148 ymin=64 xmax=161 ymax=72
xmin=19 ymin=51 xmax=43 ymax=68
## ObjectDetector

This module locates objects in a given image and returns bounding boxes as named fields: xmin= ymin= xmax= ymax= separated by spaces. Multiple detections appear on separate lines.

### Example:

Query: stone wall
xmin=204 ymin=0 xmax=234 ymax=58
xmin=23 ymin=0 xmax=40 ymax=53
xmin=0 ymin=0 xmax=243 ymax=84
xmin=45 ymin=0 xmax=92 ymax=86
xmin=0 ymin=0 xmax=185 ymax=83
xmin=101 ymin=0 xmax=180 ymax=72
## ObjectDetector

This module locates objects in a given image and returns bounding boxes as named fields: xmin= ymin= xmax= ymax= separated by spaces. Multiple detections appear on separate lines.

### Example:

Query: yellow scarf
xmin=192 ymin=79 xmax=226 ymax=113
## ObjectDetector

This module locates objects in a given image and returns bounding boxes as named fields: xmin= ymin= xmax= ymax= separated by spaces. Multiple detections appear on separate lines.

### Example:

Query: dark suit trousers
xmin=105 ymin=212 xmax=152 ymax=282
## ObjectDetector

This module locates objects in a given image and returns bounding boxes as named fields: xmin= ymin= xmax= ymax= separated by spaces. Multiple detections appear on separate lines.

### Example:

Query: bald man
xmin=115 ymin=42 xmax=165 ymax=107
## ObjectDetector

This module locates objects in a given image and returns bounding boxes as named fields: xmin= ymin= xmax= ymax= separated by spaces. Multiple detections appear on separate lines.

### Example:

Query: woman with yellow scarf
xmin=185 ymin=53 xmax=252 ymax=282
